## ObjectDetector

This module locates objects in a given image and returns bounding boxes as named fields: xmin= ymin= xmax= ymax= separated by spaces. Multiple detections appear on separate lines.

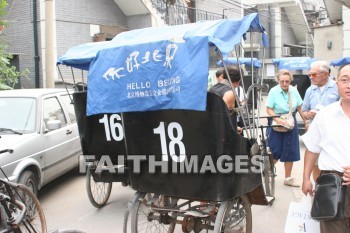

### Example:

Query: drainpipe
xmin=33 ymin=0 xmax=40 ymax=88
xmin=268 ymin=5 xmax=272 ymax=58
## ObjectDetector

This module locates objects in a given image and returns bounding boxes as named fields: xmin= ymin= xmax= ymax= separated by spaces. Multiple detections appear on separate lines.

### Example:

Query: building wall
xmin=194 ymin=0 xmax=242 ymax=19
xmin=127 ymin=14 xmax=152 ymax=29
xmin=281 ymin=9 xmax=297 ymax=46
xmin=4 ymin=0 xmax=36 ymax=88
xmin=343 ymin=6 xmax=350 ymax=56
xmin=313 ymin=25 xmax=343 ymax=75
xmin=55 ymin=0 xmax=128 ymax=87
xmin=4 ymin=0 xmax=128 ymax=88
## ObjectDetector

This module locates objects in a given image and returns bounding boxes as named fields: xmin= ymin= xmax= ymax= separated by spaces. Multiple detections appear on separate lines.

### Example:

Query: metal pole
xmin=250 ymin=31 xmax=257 ymax=139
xmin=45 ymin=0 xmax=55 ymax=88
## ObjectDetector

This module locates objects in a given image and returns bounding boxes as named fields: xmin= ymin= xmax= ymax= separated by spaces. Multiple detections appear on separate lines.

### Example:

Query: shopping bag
xmin=285 ymin=195 xmax=320 ymax=233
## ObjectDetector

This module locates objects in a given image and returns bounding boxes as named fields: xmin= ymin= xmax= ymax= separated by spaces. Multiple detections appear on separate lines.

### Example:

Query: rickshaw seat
xmin=73 ymin=91 xmax=128 ymax=185
xmin=73 ymin=91 xmax=268 ymax=203
xmin=123 ymin=92 xmax=263 ymax=201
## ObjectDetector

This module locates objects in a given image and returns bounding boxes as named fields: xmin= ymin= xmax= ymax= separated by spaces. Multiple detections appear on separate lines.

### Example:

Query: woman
xmin=266 ymin=69 xmax=307 ymax=187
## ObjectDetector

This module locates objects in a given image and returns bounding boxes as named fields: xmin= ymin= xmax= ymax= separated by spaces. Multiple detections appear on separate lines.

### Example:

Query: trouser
xmin=320 ymin=183 xmax=350 ymax=233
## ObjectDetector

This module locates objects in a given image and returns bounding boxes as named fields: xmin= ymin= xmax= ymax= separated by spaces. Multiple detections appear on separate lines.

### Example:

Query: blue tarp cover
xmin=57 ymin=41 xmax=111 ymax=70
xmin=216 ymin=57 xmax=261 ymax=68
xmin=272 ymin=57 xmax=315 ymax=70
xmin=58 ymin=13 xmax=267 ymax=115
xmin=330 ymin=57 xmax=350 ymax=66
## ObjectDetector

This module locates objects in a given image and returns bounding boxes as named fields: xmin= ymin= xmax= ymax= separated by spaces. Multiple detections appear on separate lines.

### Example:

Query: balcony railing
xmin=150 ymin=0 xmax=224 ymax=25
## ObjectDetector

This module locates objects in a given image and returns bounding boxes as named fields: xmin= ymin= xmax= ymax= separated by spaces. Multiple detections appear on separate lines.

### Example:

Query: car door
xmin=59 ymin=93 xmax=81 ymax=164
xmin=42 ymin=94 xmax=76 ymax=184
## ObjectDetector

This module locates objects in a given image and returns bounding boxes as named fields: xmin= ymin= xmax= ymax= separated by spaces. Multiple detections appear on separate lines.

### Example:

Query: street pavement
xmin=38 ymin=97 xmax=308 ymax=233
xmin=38 ymin=142 xmax=307 ymax=233
xmin=252 ymin=139 xmax=306 ymax=233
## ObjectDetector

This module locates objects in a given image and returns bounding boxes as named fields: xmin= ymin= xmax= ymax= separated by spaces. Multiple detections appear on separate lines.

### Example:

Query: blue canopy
xmin=57 ymin=41 xmax=111 ymax=70
xmin=272 ymin=57 xmax=316 ymax=70
xmin=58 ymin=13 xmax=267 ymax=116
xmin=330 ymin=57 xmax=350 ymax=66
xmin=216 ymin=57 xmax=262 ymax=68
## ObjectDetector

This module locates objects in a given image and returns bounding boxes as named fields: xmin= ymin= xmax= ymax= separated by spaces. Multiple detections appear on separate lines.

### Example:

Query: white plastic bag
xmin=285 ymin=195 xmax=320 ymax=233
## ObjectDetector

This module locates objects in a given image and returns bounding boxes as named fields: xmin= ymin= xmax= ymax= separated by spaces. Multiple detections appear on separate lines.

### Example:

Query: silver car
xmin=0 ymin=88 xmax=82 ymax=195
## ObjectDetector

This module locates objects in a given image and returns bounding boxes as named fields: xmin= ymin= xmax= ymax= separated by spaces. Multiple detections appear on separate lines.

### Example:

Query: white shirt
xmin=235 ymin=86 xmax=245 ymax=103
xmin=301 ymin=101 xmax=350 ymax=172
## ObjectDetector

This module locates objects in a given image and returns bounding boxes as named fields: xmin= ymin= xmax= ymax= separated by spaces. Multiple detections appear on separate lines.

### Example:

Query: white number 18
xmin=153 ymin=122 xmax=186 ymax=162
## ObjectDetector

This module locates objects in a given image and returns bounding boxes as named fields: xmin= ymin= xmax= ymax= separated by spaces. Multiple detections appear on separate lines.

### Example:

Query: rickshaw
xmin=57 ymin=13 xmax=276 ymax=232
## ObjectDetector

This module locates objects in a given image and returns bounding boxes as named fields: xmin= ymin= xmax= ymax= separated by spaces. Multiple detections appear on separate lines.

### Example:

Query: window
xmin=60 ymin=94 xmax=76 ymax=123
xmin=0 ymin=97 xmax=36 ymax=133
xmin=43 ymin=97 xmax=67 ymax=131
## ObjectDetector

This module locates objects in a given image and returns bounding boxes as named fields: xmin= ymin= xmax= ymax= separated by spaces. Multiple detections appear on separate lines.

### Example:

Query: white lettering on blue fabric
xmin=164 ymin=44 xmax=178 ymax=68
xmin=153 ymin=50 xmax=162 ymax=62
xmin=126 ymin=51 xmax=140 ymax=73
xmin=141 ymin=51 xmax=150 ymax=64
xmin=103 ymin=67 xmax=125 ymax=80
xmin=102 ymin=43 xmax=179 ymax=80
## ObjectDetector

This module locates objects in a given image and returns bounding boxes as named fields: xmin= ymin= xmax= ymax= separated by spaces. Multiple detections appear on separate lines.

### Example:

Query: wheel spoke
xmin=131 ymin=193 xmax=176 ymax=233
xmin=86 ymin=168 xmax=112 ymax=208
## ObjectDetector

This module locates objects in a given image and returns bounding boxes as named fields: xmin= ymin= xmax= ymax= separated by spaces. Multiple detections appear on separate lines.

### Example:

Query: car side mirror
xmin=46 ymin=119 xmax=61 ymax=132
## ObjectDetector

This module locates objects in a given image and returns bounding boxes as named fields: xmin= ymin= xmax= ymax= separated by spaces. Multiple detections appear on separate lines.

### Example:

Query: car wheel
xmin=18 ymin=170 xmax=38 ymax=196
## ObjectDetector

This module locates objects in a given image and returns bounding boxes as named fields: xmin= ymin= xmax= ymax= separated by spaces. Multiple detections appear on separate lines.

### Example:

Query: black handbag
xmin=311 ymin=173 xmax=347 ymax=221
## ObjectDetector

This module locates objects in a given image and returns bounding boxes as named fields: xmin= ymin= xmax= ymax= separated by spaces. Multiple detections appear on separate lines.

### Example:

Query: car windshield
xmin=0 ymin=97 xmax=36 ymax=134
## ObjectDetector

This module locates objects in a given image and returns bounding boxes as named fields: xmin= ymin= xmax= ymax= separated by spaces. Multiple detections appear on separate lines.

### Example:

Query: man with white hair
xmin=302 ymin=60 xmax=339 ymax=180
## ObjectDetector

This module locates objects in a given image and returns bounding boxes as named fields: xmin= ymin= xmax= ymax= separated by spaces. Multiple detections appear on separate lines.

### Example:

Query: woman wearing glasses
xmin=266 ymin=69 xmax=307 ymax=187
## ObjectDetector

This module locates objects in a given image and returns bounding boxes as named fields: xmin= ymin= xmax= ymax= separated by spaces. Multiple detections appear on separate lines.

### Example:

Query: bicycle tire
xmin=0 ymin=205 xmax=8 ymax=230
xmin=262 ymin=153 xmax=275 ymax=197
xmin=86 ymin=168 xmax=112 ymax=208
xmin=130 ymin=192 xmax=176 ymax=233
xmin=213 ymin=195 xmax=252 ymax=233
xmin=16 ymin=184 xmax=47 ymax=233
xmin=123 ymin=192 xmax=144 ymax=233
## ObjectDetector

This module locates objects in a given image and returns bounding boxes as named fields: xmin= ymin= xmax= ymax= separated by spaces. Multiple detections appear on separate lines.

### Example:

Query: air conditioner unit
xmin=282 ymin=47 xmax=291 ymax=57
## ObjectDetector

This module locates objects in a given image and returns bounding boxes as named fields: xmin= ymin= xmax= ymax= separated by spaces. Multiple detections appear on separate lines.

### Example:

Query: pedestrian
xmin=266 ymin=69 xmax=307 ymax=187
xmin=215 ymin=67 xmax=246 ymax=129
xmin=215 ymin=68 xmax=224 ymax=83
xmin=302 ymin=60 xmax=340 ymax=181
xmin=302 ymin=63 xmax=350 ymax=233
xmin=209 ymin=66 xmax=243 ymax=134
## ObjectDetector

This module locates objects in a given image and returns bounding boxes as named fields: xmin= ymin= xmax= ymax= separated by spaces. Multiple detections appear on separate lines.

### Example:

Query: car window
xmin=0 ymin=97 xmax=36 ymax=133
xmin=43 ymin=97 xmax=67 ymax=131
xmin=60 ymin=94 xmax=76 ymax=123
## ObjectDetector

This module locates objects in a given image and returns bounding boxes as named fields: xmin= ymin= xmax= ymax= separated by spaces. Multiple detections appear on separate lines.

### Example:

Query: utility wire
xmin=208 ymin=0 xmax=320 ymax=28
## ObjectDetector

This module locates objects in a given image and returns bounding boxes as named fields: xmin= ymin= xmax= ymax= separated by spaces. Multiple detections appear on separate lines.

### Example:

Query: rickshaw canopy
xmin=216 ymin=57 xmax=262 ymax=68
xmin=57 ymin=41 xmax=111 ymax=70
xmin=330 ymin=57 xmax=350 ymax=66
xmin=272 ymin=57 xmax=315 ymax=70
xmin=58 ymin=13 xmax=267 ymax=116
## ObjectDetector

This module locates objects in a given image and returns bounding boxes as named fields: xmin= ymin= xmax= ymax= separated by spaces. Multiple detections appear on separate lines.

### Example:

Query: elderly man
xmin=302 ymin=63 xmax=350 ymax=233
xmin=302 ymin=60 xmax=339 ymax=180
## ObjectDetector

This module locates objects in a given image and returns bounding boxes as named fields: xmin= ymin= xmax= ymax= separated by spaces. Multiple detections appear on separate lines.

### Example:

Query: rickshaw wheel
xmin=262 ymin=152 xmax=275 ymax=197
xmin=130 ymin=193 xmax=176 ymax=233
xmin=213 ymin=195 xmax=252 ymax=233
xmin=86 ymin=167 xmax=112 ymax=208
